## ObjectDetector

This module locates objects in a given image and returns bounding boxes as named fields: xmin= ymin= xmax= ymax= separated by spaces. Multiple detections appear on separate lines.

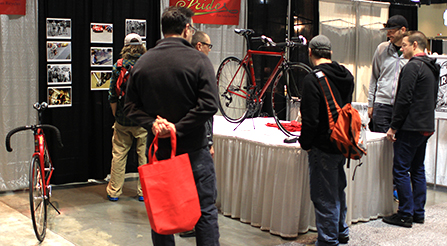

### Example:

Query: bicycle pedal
xmin=284 ymin=136 xmax=298 ymax=143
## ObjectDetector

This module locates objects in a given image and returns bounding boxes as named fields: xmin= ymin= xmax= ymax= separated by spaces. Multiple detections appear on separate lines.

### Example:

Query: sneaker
xmin=339 ymin=236 xmax=349 ymax=244
xmin=383 ymin=213 xmax=412 ymax=228
xmin=138 ymin=196 xmax=144 ymax=202
xmin=413 ymin=216 xmax=425 ymax=224
xmin=179 ymin=229 xmax=196 ymax=238
xmin=107 ymin=195 xmax=119 ymax=202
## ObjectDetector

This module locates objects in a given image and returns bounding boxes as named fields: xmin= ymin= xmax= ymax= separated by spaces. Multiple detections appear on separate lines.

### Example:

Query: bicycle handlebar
xmin=5 ymin=124 xmax=64 ymax=152
xmin=252 ymin=34 xmax=307 ymax=48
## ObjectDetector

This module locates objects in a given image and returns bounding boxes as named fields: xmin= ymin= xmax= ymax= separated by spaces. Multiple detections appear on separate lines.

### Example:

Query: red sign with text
xmin=169 ymin=0 xmax=241 ymax=25
xmin=0 ymin=0 xmax=26 ymax=15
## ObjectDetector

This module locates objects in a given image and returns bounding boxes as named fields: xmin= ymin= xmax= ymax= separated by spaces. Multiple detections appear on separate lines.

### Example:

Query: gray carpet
xmin=277 ymin=202 xmax=447 ymax=246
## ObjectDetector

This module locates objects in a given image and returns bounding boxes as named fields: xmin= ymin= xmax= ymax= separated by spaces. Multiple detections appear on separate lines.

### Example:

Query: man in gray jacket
xmin=368 ymin=15 xmax=408 ymax=133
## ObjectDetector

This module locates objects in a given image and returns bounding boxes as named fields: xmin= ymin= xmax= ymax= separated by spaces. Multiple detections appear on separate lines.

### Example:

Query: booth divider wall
xmin=37 ymin=0 xmax=161 ymax=184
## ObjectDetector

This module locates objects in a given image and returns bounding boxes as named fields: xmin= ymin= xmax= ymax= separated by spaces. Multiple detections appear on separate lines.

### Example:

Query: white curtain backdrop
xmin=0 ymin=0 xmax=38 ymax=191
xmin=161 ymin=0 xmax=247 ymax=72
xmin=319 ymin=0 xmax=389 ymax=103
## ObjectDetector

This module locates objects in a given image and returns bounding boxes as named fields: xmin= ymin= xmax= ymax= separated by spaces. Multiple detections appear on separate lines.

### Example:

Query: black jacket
xmin=390 ymin=55 xmax=440 ymax=132
xmin=299 ymin=61 xmax=354 ymax=153
xmin=123 ymin=37 xmax=218 ymax=154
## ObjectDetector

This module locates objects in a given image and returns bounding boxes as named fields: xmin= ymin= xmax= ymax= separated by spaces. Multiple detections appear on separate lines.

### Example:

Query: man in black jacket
xmin=384 ymin=31 xmax=440 ymax=228
xmin=299 ymin=35 xmax=354 ymax=245
xmin=123 ymin=6 xmax=220 ymax=246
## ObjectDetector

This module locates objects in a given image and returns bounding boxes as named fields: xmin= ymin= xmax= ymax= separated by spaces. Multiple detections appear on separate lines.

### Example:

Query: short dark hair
xmin=161 ymin=6 xmax=195 ymax=35
xmin=191 ymin=31 xmax=207 ymax=47
xmin=310 ymin=48 xmax=331 ymax=60
xmin=403 ymin=31 xmax=428 ymax=51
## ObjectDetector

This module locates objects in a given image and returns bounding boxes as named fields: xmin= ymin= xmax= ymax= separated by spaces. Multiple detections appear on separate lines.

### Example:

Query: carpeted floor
xmin=277 ymin=202 xmax=447 ymax=246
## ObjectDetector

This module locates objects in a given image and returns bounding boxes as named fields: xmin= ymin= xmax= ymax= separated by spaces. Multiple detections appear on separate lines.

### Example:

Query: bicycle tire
xmin=271 ymin=62 xmax=312 ymax=136
xmin=29 ymin=155 xmax=47 ymax=242
xmin=216 ymin=56 xmax=251 ymax=123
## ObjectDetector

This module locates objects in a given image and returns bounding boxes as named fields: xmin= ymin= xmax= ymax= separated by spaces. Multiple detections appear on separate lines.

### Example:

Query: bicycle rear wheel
xmin=216 ymin=57 xmax=251 ymax=123
xmin=29 ymin=155 xmax=47 ymax=242
xmin=271 ymin=62 xmax=311 ymax=136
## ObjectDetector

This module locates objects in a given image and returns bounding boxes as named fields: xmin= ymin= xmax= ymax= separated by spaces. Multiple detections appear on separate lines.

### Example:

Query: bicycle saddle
xmin=234 ymin=29 xmax=254 ymax=36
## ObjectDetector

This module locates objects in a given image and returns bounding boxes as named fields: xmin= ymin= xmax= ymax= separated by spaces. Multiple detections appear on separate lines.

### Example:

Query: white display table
xmin=213 ymin=116 xmax=394 ymax=237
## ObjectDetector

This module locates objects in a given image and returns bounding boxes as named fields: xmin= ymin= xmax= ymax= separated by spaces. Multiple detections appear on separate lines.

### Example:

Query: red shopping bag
xmin=138 ymin=130 xmax=201 ymax=235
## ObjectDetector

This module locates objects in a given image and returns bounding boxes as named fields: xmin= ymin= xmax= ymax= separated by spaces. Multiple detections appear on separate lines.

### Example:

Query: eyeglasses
xmin=200 ymin=42 xmax=213 ymax=49
xmin=188 ymin=24 xmax=198 ymax=35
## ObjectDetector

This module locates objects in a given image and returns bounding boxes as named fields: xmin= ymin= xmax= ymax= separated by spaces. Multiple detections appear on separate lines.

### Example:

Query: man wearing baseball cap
xmin=106 ymin=33 xmax=147 ymax=202
xmin=368 ymin=15 xmax=409 ymax=133
xmin=299 ymin=35 xmax=354 ymax=245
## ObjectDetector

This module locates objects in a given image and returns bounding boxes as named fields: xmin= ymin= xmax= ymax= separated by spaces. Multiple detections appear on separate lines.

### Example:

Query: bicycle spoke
xmin=271 ymin=63 xmax=311 ymax=136
xmin=29 ymin=155 xmax=47 ymax=242
xmin=216 ymin=57 xmax=250 ymax=122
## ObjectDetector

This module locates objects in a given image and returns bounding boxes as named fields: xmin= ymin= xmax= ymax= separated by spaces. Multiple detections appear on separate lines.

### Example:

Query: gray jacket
xmin=368 ymin=41 xmax=408 ymax=107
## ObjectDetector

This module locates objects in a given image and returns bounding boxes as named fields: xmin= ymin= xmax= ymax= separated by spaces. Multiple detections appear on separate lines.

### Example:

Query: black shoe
xmin=413 ymin=216 xmax=425 ymax=224
xmin=179 ymin=229 xmax=195 ymax=238
xmin=383 ymin=213 xmax=413 ymax=228
xmin=339 ymin=236 xmax=349 ymax=244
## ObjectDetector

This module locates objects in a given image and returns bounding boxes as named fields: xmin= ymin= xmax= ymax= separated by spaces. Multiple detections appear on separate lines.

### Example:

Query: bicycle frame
xmin=33 ymin=128 xmax=54 ymax=199
xmin=226 ymin=49 xmax=286 ymax=101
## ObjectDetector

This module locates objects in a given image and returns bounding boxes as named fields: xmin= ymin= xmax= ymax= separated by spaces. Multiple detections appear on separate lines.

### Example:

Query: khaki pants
xmin=106 ymin=122 xmax=147 ymax=197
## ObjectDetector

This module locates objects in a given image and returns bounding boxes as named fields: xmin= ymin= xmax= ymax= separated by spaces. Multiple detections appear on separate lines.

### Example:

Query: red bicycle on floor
xmin=216 ymin=29 xmax=312 ymax=136
xmin=5 ymin=102 xmax=63 ymax=242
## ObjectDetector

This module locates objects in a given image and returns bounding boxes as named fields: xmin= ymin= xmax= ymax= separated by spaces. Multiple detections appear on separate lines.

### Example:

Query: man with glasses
xmin=384 ymin=31 xmax=439 ymax=228
xmin=192 ymin=31 xmax=213 ymax=56
xmin=124 ymin=6 xmax=220 ymax=246
xmin=368 ymin=15 xmax=409 ymax=133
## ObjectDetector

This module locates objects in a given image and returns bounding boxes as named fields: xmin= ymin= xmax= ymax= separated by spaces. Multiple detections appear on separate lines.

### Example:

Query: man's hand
xmin=386 ymin=128 xmax=397 ymax=142
xmin=152 ymin=116 xmax=176 ymax=138
xmin=368 ymin=107 xmax=373 ymax=119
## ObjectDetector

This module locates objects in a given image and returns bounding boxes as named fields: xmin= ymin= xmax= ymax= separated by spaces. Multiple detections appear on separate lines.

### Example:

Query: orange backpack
xmin=314 ymin=69 xmax=367 ymax=168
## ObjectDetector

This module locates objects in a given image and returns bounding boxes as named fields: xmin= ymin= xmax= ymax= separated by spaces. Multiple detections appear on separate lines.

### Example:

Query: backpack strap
xmin=314 ymin=69 xmax=340 ymax=128
xmin=116 ymin=58 xmax=124 ymax=68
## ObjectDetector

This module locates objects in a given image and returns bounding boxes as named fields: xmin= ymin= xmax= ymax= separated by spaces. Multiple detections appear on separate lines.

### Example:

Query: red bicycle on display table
xmin=216 ymin=29 xmax=312 ymax=137
xmin=5 ymin=102 xmax=64 ymax=242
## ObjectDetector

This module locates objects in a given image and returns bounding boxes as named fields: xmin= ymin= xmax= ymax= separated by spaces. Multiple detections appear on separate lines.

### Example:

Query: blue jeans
xmin=393 ymin=130 xmax=430 ymax=219
xmin=151 ymin=146 xmax=220 ymax=246
xmin=372 ymin=103 xmax=393 ymax=133
xmin=308 ymin=147 xmax=348 ymax=246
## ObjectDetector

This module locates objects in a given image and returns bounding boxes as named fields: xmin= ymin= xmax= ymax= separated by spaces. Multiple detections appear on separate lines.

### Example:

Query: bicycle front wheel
xmin=271 ymin=62 xmax=312 ymax=136
xmin=216 ymin=57 xmax=251 ymax=123
xmin=29 ymin=155 xmax=47 ymax=242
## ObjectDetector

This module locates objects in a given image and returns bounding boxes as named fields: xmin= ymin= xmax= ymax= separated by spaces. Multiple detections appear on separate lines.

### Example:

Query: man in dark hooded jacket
xmin=384 ymin=31 xmax=440 ymax=228
xmin=299 ymin=35 xmax=354 ymax=245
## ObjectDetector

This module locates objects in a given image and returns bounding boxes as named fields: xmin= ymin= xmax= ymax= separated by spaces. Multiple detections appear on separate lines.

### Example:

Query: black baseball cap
xmin=381 ymin=15 xmax=408 ymax=30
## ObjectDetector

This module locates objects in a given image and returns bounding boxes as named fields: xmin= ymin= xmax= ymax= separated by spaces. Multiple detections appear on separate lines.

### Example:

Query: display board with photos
xmin=46 ymin=18 xmax=72 ymax=108
xmin=125 ymin=19 xmax=147 ymax=38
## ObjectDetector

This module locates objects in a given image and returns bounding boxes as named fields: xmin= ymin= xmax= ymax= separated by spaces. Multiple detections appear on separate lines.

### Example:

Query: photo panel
xmin=47 ymin=42 xmax=72 ymax=62
xmin=125 ymin=19 xmax=146 ymax=38
xmin=91 ymin=70 xmax=112 ymax=90
xmin=46 ymin=18 xmax=71 ymax=39
xmin=47 ymin=64 xmax=72 ymax=85
xmin=91 ymin=47 xmax=113 ymax=67
xmin=91 ymin=23 xmax=113 ymax=43
xmin=48 ymin=86 xmax=72 ymax=108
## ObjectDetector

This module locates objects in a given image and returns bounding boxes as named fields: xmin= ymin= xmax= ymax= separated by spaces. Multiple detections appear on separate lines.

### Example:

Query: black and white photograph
xmin=91 ymin=23 xmax=113 ymax=43
xmin=91 ymin=47 xmax=113 ymax=66
xmin=47 ymin=42 xmax=72 ymax=62
xmin=91 ymin=71 xmax=112 ymax=90
xmin=125 ymin=19 xmax=146 ymax=38
xmin=47 ymin=64 xmax=71 ymax=85
xmin=46 ymin=18 xmax=71 ymax=39
xmin=48 ymin=86 xmax=72 ymax=108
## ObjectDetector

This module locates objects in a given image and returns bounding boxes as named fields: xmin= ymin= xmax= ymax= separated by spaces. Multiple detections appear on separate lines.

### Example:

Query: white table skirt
xmin=213 ymin=116 xmax=394 ymax=237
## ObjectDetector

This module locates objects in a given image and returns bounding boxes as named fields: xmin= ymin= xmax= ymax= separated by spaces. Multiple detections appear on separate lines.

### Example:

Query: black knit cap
xmin=381 ymin=15 xmax=408 ymax=30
